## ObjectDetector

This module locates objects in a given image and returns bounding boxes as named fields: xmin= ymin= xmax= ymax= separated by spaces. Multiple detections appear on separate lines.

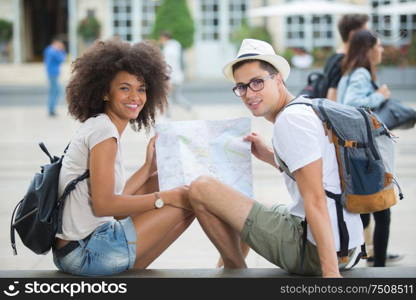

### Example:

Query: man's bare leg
xmin=216 ymin=241 xmax=250 ymax=268
xmin=189 ymin=175 xmax=254 ymax=269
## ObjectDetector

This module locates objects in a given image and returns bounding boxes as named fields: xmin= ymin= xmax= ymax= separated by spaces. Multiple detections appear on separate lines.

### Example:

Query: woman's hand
xmin=377 ymin=84 xmax=391 ymax=99
xmin=144 ymin=135 xmax=158 ymax=175
xmin=162 ymin=186 xmax=192 ymax=211
xmin=244 ymin=132 xmax=278 ymax=168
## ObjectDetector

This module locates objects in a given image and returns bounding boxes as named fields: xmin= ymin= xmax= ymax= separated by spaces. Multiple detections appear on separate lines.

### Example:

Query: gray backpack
xmin=274 ymin=98 xmax=403 ymax=262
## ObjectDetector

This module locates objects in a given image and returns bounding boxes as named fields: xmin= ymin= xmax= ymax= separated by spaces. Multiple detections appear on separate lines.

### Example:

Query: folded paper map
xmin=155 ymin=118 xmax=253 ymax=197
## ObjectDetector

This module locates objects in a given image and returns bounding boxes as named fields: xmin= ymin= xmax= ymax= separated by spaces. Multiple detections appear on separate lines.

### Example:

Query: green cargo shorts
xmin=241 ymin=202 xmax=322 ymax=276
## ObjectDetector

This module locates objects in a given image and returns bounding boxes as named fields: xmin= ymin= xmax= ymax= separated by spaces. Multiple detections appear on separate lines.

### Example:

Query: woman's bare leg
xmin=130 ymin=172 xmax=195 ymax=269
xmin=131 ymin=208 xmax=194 ymax=269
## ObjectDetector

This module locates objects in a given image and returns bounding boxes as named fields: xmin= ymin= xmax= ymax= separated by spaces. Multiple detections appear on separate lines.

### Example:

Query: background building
xmin=0 ymin=0 xmax=415 ymax=79
xmin=250 ymin=0 xmax=416 ymax=52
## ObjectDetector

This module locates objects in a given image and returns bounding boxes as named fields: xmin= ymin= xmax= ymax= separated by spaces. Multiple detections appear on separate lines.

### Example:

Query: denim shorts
xmin=53 ymin=217 xmax=137 ymax=276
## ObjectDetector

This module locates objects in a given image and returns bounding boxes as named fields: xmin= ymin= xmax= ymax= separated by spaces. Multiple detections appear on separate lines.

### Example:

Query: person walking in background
xmin=337 ymin=29 xmax=399 ymax=267
xmin=159 ymin=32 xmax=191 ymax=114
xmin=43 ymin=38 xmax=67 ymax=117
xmin=337 ymin=30 xmax=389 ymax=107
xmin=291 ymin=48 xmax=313 ymax=69
xmin=324 ymin=14 xmax=369 ymax=101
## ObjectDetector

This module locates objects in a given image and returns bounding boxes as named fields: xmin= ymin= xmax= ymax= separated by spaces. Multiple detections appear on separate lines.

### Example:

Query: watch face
xmin=155 ymin=198 xmax=164 ymax=208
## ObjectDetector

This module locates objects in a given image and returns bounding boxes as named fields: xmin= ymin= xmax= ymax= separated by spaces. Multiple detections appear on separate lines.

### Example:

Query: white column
xmin=108 ymin=0 xmax=114 ymax=38
xmin=219 ymin=0 xmax=229 ymax=46
xmin=12 ymin=0 xmax=22 ymax=63
xmin=333 ymin=14 xmax=340 ymax=50
xmin=131 ymin=0 xmax=142 ymax=43
xmin=194 ymin=0 xmax=202 ymax=43
xmin=68 ymin=0 xmax=78 ymax=61
xmin=391 ymin=13 xmax=399 ymax=46
xmin=279 ymin=16 xmax=286 ymax=53
xmin=305 ymin=14 xmax=313 ymax=52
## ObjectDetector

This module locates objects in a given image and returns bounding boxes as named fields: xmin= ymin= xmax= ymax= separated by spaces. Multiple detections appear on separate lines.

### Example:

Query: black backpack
xmin=10 ymin=143 xmax=89 ymax=255
xmin=298 ymin=53 xmax=344 ymax=99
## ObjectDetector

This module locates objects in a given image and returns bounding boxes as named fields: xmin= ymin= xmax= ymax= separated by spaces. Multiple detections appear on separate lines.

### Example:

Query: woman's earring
xmin=103 ymin=96 xmax=109 ymax=102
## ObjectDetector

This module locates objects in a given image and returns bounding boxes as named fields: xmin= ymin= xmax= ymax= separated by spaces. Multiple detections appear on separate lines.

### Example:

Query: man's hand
xmin=244 ymin=132 xmax=278 ymax=168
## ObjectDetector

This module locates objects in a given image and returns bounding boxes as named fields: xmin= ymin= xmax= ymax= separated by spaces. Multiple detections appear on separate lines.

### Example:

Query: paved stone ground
xmin=0 ymin=99 xmax=415 ymax=271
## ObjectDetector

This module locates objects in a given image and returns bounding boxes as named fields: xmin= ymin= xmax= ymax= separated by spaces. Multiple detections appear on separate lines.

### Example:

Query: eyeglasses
xmin=232 ymin=73 xmax=276 ymax=97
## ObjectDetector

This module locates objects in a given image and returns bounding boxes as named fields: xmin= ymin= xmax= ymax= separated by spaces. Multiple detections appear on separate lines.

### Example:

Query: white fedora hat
xmin=223 ymin=39 xmax=290 ymax=82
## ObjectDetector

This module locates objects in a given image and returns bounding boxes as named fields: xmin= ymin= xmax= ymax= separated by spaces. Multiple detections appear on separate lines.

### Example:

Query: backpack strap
xmin=39 ymin=142 xmax=55 ymax=163
xmin=299 ymin=190 xmax=350 ymax=271
xmin=10 ymin=199 xmax=24 ymax=255
xmin=326 ymin=191 xmax=350 ymax=259
xmin=56 ymin=169 xmax=90 ymax=234
xmin=273 ymin=147 xmax=295 ymax=181
xmin=357 ymin=108 xmax=380 ymax=160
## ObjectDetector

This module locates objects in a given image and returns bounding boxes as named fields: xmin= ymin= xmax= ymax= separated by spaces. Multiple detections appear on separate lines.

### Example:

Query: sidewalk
xmin=0 ymin=101 xmax=415 ymax=271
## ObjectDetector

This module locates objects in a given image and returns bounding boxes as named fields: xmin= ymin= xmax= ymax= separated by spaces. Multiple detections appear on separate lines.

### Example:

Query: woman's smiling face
xmin=105 ymin=71 xmax=147 ymax=122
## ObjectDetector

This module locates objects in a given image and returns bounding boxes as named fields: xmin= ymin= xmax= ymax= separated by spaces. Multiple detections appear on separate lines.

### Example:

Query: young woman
xmin=53 ymin=39 xmax=194 ymax=276
xmin=337 ymin=29 xmax=392 ymax=267
xmin=337 ymin=29 xmax=390 ymax=107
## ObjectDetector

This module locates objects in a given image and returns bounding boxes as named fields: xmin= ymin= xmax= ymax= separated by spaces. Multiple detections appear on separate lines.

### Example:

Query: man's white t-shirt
xmin=56 ymin=114 xmax=126 ymax=241
xmin=272 ymin=98 xmax=364 ymax=251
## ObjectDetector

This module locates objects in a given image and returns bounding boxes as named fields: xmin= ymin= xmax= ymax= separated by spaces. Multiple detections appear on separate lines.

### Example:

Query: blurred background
xmin=0 ymin=0 xmax=415 ymax=271
xmin=0 ymin=0 xmax=416 ymax=79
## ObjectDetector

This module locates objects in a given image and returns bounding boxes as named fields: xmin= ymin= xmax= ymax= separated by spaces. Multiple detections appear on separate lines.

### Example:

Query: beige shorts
xmin=241 ymin=202 xmax=322 ymax=275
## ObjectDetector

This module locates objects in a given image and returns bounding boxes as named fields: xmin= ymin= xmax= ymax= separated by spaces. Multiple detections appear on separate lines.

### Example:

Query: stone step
xmin=1 ymin=267 xmax=415 ymax=278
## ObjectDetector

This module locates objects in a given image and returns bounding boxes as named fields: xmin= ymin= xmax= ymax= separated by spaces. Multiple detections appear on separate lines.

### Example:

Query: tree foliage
xmin=151 ymin=0 xmax=195 ymax=49
xmin=78 ymin=16 xmax=101 ymax=41
xmin=0 ymin=19 xmax=12 ymax=43
xmin=230 ymin=19 xmax=272 ymax=48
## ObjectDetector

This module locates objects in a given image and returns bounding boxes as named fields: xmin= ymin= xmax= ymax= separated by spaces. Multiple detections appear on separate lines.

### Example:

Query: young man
xmin=188 ymin=39 xmax=364 ymax=277
xmin=325 ymin=14 xmax=369 ymax=100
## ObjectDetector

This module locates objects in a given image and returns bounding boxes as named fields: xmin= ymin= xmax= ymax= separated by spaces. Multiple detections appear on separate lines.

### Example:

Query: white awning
xmin=377 ymin=2 xmax=416 ymax=15
xmin=249 ymin=1 xmax=371 ymax=17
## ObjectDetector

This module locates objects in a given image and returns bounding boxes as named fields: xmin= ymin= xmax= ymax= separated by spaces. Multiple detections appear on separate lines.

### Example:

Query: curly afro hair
xmin=66 ymin=38 xmax=169 ymax=131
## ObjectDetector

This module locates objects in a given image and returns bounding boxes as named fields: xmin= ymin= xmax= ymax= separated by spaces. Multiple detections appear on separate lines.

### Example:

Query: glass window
xmin=372 ymin=14 xmax=392 ymax=44
xmin=311 ymin=15 xmax=333 ymax=47
xmin=285 ymin=15 xmax=305 ymax=48
xmin=113 ymin=0 xmax=132 ymax=41
xmin=201 ymin=0 xmax=220 ymax=40
xmin=229 ymin=0 xmax=248 ymax=38
xmin=396 ymin=13 xmax=416 ymax=45
xmin=141 ymin=0 xmax=160 ymax=39
xmin=286 ymin=14 xmax=332 ymax=48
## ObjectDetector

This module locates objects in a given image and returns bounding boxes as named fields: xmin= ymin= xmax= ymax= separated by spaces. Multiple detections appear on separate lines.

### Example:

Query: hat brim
xmin=223 ymin=54 xmax=290 ymax=82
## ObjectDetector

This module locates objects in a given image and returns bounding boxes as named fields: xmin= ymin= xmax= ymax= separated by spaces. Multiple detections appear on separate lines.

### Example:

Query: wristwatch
xmin=154 ymin=192 xmax=164 ymax=209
